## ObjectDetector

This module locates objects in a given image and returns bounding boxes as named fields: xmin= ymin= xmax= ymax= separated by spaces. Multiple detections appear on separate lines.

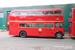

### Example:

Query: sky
xmin=0 ymin=0 xmax=75 ymax=8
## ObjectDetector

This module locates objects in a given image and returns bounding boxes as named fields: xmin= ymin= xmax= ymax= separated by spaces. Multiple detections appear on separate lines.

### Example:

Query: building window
xmin=0 ymin=13 xmax=3 ymax=18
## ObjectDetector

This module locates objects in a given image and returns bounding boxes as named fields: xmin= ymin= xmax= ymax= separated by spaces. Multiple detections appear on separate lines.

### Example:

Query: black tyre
xmin=19 ymin=31 xmax=27 ymax=38
xmin=55 ymin=32 xmax=63 ymax=39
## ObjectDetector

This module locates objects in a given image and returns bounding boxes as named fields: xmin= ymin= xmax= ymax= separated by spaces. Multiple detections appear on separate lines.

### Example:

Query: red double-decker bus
xmin=69 ymin=8 xmax=75 ymax=38
xmin=9 ymin=9 xmax=64 ymax=39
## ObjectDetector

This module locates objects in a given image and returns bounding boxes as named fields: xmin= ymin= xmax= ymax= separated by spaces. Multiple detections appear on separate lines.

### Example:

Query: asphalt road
xmin=0 ymin=32 xmax=75 ymax=50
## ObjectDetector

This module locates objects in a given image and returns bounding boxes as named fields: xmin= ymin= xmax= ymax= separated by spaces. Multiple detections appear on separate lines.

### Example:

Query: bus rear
xmin=69 ymin=8 xmax=75 ymax=38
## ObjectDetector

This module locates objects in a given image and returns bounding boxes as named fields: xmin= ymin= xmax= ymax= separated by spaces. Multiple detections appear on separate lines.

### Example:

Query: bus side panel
xmin=72 ymin=22 xmax=75 ymax=37
xmin=17 ymin=28 xmax=37 ymax=36
xmin=69 ymin=27 xmax=72 ymax=36
xmin=54 ymin=23 xmax=64 ymax=36
xmin=17 ymin=26 xmax=55 ymax=37
xmin=72 ymin=9 xmax=75 ymax=37
xmin=9 ymin=22 xmax=18 ymax=36
xmin=54 ymin=28 xmax=64 ymax=35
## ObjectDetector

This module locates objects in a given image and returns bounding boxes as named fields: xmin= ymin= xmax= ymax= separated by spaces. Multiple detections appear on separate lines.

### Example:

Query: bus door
xmin=7 ymin=11 xmax=11 ymax=31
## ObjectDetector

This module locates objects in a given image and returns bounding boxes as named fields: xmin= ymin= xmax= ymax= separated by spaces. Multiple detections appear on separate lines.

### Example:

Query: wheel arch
xmin=55 ymin=31 xmax=64 ymax=37
xmin=19 ymin=30 xmax=27 ymax=36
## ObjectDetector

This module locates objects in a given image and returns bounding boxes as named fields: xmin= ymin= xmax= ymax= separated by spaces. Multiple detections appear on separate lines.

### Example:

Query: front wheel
xmin=19 ymin=31 xmax=27 ymax=38
xmin=55 ymin=32 xmax=63 ymax=39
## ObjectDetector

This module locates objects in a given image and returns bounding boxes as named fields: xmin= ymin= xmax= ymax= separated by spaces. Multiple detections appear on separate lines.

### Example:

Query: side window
xmin=20 ymin=23 xmax=27 ymax=27
xmin=69 ymin=22 xmax=72 ymax=27
xmin=12 ymin=12 xmax=19 ymax=16
xmin=59 ymin=23 xmax=63 ymax=28
xmin=28 ymin=24 xmax=35 ymax=27
xmin=69 ymin=10 xmax=72 ymax=19
xmin=45 ymin=11 xmax=53 ymax=15
xmin=55 ymin=23 xmax=58 ymax=28
xmin=45 ymin=24 xmax=53 ymax=28
xmin=20 ymin=12 xmax=27 ymax=15
xmin=28 ymin=12 xmax=35 ymax=15
xmin=36 ymin=24 xmax=44 ymax=27
xmin=0 ymin=12 xmax=3 ymax=18
xmin=37 ymin=11 xmax=44 ymax=15
xmin=54 ymin=11 xmax=62 ymax=15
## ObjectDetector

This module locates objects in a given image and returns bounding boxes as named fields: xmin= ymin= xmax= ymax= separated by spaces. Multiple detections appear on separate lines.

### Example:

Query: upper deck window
xmin=54 ymin=11 xmax=62 ymax=15
xmin=20 ymin=12 xmax=27 ymax=15
xmin=45 ymin=11 xmax=53 ymax=15
xmin=28 ymin=12 xmax=35 ymax=15
xmin=69 ymin=10 xmax=72 ymax=19
xmin=37 ymin=11 xmax=44 ymax=15
xmin=12 ymin=12 xmax=19 ymax=16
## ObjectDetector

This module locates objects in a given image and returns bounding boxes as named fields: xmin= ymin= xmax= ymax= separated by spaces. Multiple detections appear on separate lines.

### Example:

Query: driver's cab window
xmin=59 ymin=23 xmax=63 ymax=28
xmin=55 ymin=23 xmax=58 ymax=28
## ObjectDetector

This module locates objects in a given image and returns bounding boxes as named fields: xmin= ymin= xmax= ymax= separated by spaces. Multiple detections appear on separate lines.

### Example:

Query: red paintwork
xmin=9 ymin=9 xmax=64 ymax=37
xmin=7 ymin=13 xmax=10 ymax=31
xmin=69 ymin=8 xmax=75 ymax=37
xmin=7 ymin=13 xmax=10 ymax=22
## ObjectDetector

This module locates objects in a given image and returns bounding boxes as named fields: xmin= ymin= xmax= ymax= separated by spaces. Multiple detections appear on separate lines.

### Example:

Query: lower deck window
xmin=20 ymin=23 xmax=27 ymax=27
xmin=45 ymin=24 xmax=53 ymax=28
xmin=69 ymin=22 xmax=72 ymax=27
xmin=28 ymin=24 xmax=35 ymax=27
xmin=36 ymin=24 xmax=44 ymax=27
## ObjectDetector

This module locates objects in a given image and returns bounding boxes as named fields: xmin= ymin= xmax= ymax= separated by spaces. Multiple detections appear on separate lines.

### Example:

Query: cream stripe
xmin=9 ymin=21 xmax=63 ymax=22
xmin=72 ymin=36 xmax=75 ymax=37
